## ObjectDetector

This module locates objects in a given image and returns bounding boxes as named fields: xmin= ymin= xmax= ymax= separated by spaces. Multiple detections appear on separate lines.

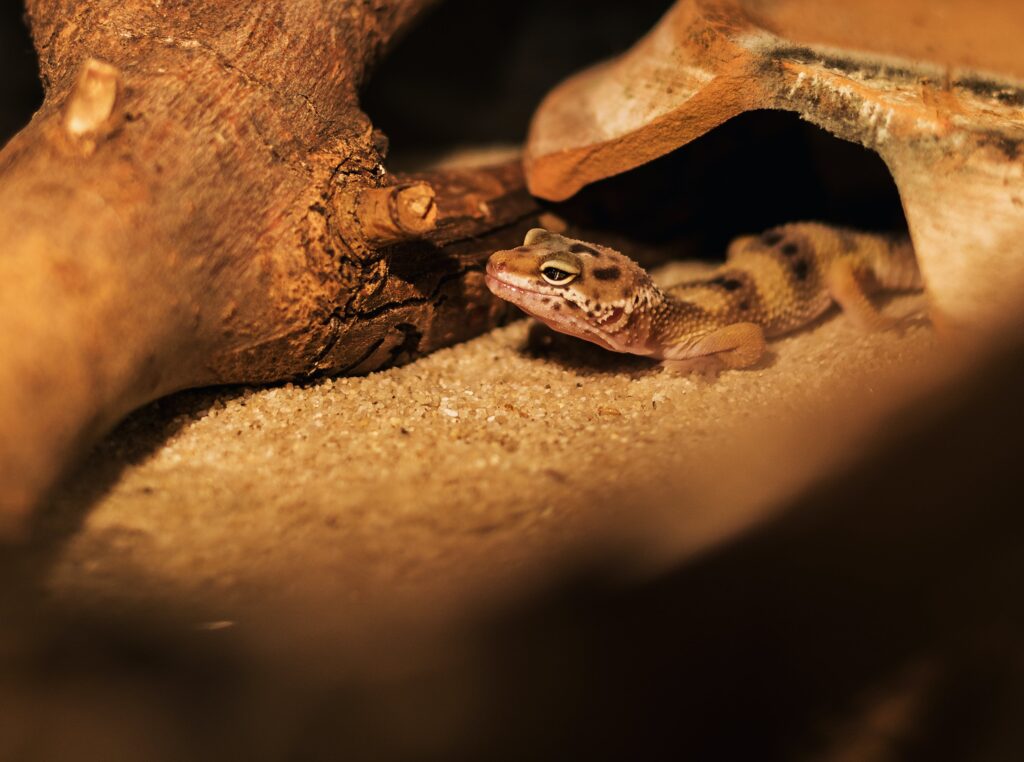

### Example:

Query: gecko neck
xmin=595 ymin=283 xmax=710 ymax=358
xmin=630 ymin=285 xmax=721 ymax=358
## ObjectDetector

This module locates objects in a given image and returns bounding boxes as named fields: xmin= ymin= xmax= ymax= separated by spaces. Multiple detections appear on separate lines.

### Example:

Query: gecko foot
xmin=850 ymin=308 xmax=930 ymax=336
xmin=888 ymin=310 xmax=931 ymax=336
xmin=661 ymin=355 xmax=728 ymax=381
xmin=662 ymin=322 xmax=767 ymax=380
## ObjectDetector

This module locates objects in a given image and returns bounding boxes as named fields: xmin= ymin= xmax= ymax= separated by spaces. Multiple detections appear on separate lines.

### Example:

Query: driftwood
xmin=525 ymin=0 xmax=1024 ymax=336
xmin=0 ymin=1 xmax=537 ymax=535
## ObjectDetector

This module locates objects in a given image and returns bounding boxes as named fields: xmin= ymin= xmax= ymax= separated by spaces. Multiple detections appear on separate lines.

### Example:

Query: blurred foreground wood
xmin=0 ymin=1 xmax=536 ymax=535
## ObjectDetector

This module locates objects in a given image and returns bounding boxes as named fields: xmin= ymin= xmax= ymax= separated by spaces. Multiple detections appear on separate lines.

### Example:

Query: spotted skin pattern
xmin=485 ymin=223 xmax=922 ymax=376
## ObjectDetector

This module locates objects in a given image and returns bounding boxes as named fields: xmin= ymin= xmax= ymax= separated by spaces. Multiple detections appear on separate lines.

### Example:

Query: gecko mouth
xmin=484 ymin=273 xmax=547 ymax=299
xmin=485 ymin=273 xmax=571 ymax=323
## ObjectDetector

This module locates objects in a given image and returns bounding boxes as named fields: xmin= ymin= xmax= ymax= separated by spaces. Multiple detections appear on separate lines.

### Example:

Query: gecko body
xmin=485 ymin=223 xmax=922 ymax=375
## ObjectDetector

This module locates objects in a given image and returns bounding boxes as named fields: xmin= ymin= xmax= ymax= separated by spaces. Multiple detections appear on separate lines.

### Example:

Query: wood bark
xmin=0 ymin=0 xmax=537 ymax=536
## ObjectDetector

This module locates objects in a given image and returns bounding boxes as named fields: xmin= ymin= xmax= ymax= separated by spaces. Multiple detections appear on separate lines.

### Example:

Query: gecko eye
xmin=540 ymin=260 xmax=579 ymax=286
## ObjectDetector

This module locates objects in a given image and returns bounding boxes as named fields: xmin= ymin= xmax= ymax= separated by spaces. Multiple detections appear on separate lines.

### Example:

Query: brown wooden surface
xmin=0 ymin=1 xmax=537 ymax=535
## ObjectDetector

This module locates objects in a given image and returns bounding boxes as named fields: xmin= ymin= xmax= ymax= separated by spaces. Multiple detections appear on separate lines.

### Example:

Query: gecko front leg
xmin=661 ymin=322 xmax=767 ymax=378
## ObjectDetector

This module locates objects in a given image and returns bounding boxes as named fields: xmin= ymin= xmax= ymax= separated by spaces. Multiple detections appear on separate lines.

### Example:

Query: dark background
xmin=0 ymin=2 xmax=42 ymax=146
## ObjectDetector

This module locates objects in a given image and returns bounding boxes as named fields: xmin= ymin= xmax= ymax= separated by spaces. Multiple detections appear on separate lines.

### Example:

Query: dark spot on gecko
xmin=792 ymin=259 xmax=810 ymax=281
xmin=761 ymin=231 xmax=783 ymax=246
xmin=552 ymin=303 xmax=561 ymax=311
xmin=707 ymin=276 xmax=742 ymax=291
xmin=570 ymin=244 xmax=600 ymax=256
xmin=564 ymin=301 xmax=580 ymax=310
xmin=593 ymin=266 xmax=621 ymax=281
xmin=739 ymin=300 xmax=750 ymax=311
xmin=781 ymin=242 xmax=799 ymax=257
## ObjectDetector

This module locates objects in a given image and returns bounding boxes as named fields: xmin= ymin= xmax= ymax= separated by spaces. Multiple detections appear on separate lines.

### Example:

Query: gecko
xmin=484 ymin=223 xmax=922 ymax=376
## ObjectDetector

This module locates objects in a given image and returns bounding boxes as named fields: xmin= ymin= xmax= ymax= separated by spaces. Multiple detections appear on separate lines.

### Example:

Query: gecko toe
xmin=661 ymin=355 xmax=726 ymax=381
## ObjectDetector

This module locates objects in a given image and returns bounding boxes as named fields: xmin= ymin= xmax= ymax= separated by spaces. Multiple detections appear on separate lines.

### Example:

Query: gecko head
xmin=485 ymin=229 xmax=654 ymax=350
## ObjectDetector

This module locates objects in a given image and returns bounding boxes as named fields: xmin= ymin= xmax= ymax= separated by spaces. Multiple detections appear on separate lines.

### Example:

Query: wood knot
xmin=62 ymin=58 xmax=123 ymax=155
xmin=355 ymin=182 xmax=438 ymax=245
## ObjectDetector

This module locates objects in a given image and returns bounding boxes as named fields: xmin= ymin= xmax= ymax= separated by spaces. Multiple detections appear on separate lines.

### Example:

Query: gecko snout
xmin=486 ymin=252 xmax=513 ymax=275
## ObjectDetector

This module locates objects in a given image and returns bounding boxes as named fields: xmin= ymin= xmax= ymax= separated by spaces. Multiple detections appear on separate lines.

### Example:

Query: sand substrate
xmin=21 ymin=276 xmax=1024 ymax=760
xmin=35 ymin=265 xmax=936 ymax=635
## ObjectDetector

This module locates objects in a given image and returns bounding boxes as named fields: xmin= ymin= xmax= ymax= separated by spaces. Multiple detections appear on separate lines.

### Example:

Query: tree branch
xmin=0 ymin=0 xmax=536 ymax=536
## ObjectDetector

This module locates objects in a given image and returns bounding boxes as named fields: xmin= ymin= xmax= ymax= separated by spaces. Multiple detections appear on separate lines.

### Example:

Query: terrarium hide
xmin=526 ymin=0 xmax=1024 ymax=333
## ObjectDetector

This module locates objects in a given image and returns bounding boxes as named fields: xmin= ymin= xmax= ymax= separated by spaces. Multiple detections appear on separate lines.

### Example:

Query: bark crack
xmin=310 ymin=265 xmax=481 ymax=374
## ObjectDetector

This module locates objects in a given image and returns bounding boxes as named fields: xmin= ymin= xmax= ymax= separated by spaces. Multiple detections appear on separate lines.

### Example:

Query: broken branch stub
xmin=355 ymin=182 xmax=439 ymax=245
xmin=61 ymin=58 xmax=123 ymax=154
